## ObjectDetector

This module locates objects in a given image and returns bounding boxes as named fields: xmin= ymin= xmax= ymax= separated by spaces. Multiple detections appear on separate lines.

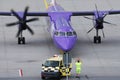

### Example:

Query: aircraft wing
xmin=0 ymin=11 xmax=49 ymax=16
xmin=0 ymin=12 xmax=11 ymax=16
xmin=27 ymin=12 xmax=48 ymax=16
xmin=0 ymin=10 xmax=120 ymax=17
xmin=72 ymin=10 xmax=120 ymax=16
xmin=72 ymin=11 xmax=94 ymax=16
xmin=27 ymin=10 xmax=120 ymax=17
xmin=108 ymin=10 xmax=120 ymax=14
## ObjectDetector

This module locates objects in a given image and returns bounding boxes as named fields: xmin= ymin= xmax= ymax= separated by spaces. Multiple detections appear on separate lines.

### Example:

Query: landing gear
xmin=18 ymin=37 xmax=25 ymax=44
xmin=18 ymin=32 xmax=26 ymax=44
xmin=94 ymin=29 xmax=101 ymax=44
xmin=94 ymin=36 xmax=101 ymax=43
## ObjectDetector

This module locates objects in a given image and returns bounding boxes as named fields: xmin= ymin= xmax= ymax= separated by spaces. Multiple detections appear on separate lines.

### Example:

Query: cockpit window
xmin=60 ymin=32 xmax=65 ymax=36
xmin=54 ymin=31 xmax=77 ymax=37
xmin=54 ymin=32 xmax=65 ymax=36
xmin=67 ymin=32 xmax=73 ymax=36
xmin=73 ymin=31 xmax=77 ymax=35
xmin=54 ymin=32 xmax=59 ymax=36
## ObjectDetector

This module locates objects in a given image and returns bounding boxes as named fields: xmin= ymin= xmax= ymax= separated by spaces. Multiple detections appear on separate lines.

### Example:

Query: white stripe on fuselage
xmin=50 ymin=21 xmax=55 ymax=37
xmin=48 ymin=5 xmax=60 ymax=38
xmin=47 ymin=2 xmax=66 ymax=38
xmin=46 ymin=17 xmax=55 ymax=37
xmin=53 ymin=5 xmax=58 ymax=11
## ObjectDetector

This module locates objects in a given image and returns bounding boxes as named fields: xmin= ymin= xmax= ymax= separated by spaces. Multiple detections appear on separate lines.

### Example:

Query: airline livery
xmin=0 ymin=0 xmax=120 ymax=53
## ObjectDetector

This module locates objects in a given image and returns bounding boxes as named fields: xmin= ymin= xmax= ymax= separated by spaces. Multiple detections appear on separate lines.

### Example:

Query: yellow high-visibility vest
xmin=75 ymin=62 xmax=82 ymax=69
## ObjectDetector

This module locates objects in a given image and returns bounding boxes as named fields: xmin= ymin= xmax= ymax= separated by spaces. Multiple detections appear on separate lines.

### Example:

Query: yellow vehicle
xmin=41 ymin=55 xmax=72 ymax=79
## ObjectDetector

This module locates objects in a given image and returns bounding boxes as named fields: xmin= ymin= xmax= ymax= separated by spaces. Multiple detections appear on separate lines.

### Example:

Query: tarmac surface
xmin=0 ymin=0 xmax=120 ymax=80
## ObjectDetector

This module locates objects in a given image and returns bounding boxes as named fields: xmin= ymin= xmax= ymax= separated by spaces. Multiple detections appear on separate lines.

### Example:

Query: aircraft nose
xmin=54 ymin=37 xmax=77 ymax=51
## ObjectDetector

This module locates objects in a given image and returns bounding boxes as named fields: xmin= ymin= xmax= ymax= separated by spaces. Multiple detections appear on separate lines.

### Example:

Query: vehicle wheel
xmin=57 ymin=72 xmax=62 ymax=80
xmin=94 ymin=36 xmax=97 ymax=43
xmin=98 ymin=36 xmax=101 ymax=43
xmin=18 ymin=37 xmax=21 ymax=44
xmin=41 ymin=76 xmax=45 ymax=79
xmin=22 ymin=37 xmax=25 ymax=44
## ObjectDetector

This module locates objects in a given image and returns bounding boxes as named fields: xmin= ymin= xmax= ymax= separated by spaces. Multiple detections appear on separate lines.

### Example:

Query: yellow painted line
xmin=43 ymin=0 xmax=49 ymax=9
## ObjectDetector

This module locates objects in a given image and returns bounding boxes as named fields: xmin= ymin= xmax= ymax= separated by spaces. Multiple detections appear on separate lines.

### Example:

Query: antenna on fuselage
xmin=50 ymin=0 xmax=56 ymax=5
xmin=43 ymin=0 xmax=57 ymax=9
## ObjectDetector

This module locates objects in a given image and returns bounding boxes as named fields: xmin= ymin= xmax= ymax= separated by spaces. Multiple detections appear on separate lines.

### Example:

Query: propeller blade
xmin=102 ymin=29 xmax=105 ymax=38
xmin=16 ymin=28 xmax=22 ymax=37
xmin=11 ymin=9 xmax=21 ymax=21
xmin=6 ymin=21 xmax=20 ymax=26
xmin=87 ymin=27 xmax=94 ymax=33
xmin=26 ymin=24 xmax=34 ymax=35
xmin=103 ymin=13 xmax=108 ymax=18
xmin=103 ymin=9 xmax=113 ymax=18
xmin=93 ymin=16 xmax=95 ymax=25
xmin=87 ymin=24 xmax=97 ymax=33
xmin=7 ymin=7 xmax=37 ymax=37
xmin=95 ymin=4 xmax=99 ymax=18
xmin=103 ymin=20 xmax=116 ymax=26
xmin=26 ymin=18 xmax=39 ymax=23
xmin=23 ymin=6 xmax=29 ymax=20
xmin=84 ymin=16 xmax=95 ymax=20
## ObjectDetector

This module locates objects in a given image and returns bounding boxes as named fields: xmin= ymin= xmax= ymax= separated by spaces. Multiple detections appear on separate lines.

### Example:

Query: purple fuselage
xmin=47 ymin=4 xmax=77 ymax=52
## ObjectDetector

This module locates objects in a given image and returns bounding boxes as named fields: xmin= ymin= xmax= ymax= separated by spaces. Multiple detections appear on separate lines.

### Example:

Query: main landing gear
xmin=18 ymin=37 xmax=25 ymax=44
xmin=94 ymin=29 xmax=101 ymax=44
xmin=94 ymin=36 xmax=101 ymax=43
xmin=18 ymin=32 xmax=26 ymax=44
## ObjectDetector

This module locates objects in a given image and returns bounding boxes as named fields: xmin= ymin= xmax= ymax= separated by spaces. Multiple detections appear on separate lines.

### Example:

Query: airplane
xmin=0 ymin=0 xmax=120 ymax=53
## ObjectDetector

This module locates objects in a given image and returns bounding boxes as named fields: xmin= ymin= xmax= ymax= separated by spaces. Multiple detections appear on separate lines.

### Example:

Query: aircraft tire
xmin=57 ymin=72 xmax=62 ymax=80
xmin=41 ymin=76 xmax=45 ymax=80
xmin=94 ymin=36 xmax=97 ymax=43
xmin=18 ymin=37 xmax=21 ymax=44
xmin=22 ymin=37 xmax=25 ymax=44
xmin=98 ymin=36 xmax=101 ymax=43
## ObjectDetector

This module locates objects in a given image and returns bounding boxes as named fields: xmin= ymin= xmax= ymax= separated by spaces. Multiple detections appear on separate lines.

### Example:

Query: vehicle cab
xmin=41 ymin=55 xmax=72 ymax=79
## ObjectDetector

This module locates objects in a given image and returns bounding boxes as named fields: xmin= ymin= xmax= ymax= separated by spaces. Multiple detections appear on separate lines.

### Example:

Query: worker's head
xmin=53 ymin=54 xmax=58 ymax=57
xmin=76 ymin=58 xmax=80 ymax=62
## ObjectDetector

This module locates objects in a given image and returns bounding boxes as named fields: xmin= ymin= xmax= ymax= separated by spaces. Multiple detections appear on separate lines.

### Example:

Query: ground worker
xmin=75 ymin=58 xmax=82 ymax=78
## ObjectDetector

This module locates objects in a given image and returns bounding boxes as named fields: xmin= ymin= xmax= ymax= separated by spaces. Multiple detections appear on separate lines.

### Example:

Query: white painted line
xmin=19 ymin=69 xmax=23 ymax=77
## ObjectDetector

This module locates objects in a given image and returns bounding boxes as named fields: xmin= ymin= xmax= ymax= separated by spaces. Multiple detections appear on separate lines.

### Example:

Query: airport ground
xmin=0 ymin=0 xmax=120 ymax=80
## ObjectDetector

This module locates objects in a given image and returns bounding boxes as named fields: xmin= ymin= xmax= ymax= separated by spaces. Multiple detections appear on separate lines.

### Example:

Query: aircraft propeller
xmin=6 ymin=6 xmax=39 ymax=37
xmin=84 ymin=5 xmax=116 ymax=38
xmin=83 ymin=5 xmax=117 ymax=43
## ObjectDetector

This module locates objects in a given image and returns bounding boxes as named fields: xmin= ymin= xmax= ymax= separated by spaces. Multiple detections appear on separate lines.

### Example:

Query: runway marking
xmin=43 ymin=0 xmax=49 ymax=9
xmin=19 ymin=69 xmax=23 ymax=77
